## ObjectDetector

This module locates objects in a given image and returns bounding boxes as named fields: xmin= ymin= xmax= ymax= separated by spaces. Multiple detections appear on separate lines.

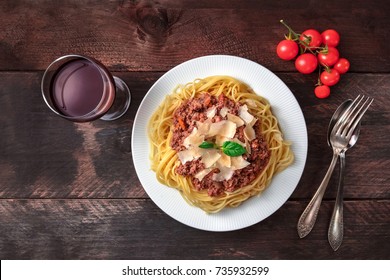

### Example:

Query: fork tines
xmin=332 ymin=95 xmax=374 ymax=139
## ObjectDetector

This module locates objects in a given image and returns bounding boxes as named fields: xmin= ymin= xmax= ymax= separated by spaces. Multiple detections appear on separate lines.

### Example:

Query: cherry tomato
xmin=333 ymin=58 xmax=350 ymax=74
xmin=276 ymin=39 xmax=299 ymax=60
xmin=321 ymin=29 xmax=340 ymax=47
xmin=318 ymin=46 xmax=340 ymax=67
xmin=295 ymin=53 xmax=318 ymax=74
xmin=299 ymin=29 xmax=322 ymax=49
xmin=315 ymin=85 xmax=331 ymax=98
xmin=320 ymin=69 xmax=340 ymax=86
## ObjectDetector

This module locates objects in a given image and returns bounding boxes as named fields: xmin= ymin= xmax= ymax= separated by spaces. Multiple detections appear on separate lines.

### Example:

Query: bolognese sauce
xmin=170 ymin=93 xmax=270 ymax=197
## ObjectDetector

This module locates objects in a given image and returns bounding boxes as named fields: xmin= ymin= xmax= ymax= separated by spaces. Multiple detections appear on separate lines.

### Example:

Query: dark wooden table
xmin=0 ymin=0 xmax=389 ymax=260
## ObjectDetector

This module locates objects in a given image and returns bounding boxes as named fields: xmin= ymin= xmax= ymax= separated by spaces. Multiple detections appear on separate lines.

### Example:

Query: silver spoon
xmin=328 ymin=101 xmax=361 ymax=251
xmin=297 ymin=100 xmax=357 ymax=238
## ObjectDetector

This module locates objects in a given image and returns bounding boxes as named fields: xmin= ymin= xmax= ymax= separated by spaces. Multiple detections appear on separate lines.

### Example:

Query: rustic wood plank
xmin=0 ymin=199 xmax=388 ymax=259
xmin=0 ymin=71 xmax=155 ymax=199
xmin=0 ymin=0 xmax=389 ymax=72
xmin=0 ymin=72 xmax=389 ymax=199
xmin=1 ymin=0 xmax=388 ymax=264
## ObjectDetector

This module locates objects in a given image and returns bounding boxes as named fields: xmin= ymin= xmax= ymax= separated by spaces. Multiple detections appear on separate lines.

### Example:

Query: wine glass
xmin=41 ymin=54 xmax=131 ymax=122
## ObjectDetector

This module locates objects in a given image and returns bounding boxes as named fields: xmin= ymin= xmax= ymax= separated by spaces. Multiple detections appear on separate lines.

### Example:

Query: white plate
xmin=132 ymin=55 xmax=307 ymax=232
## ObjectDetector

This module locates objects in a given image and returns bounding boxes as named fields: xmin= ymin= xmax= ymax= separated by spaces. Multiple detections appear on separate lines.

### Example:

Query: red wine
xmin=50 ymin=58 xmax=115 ymax=119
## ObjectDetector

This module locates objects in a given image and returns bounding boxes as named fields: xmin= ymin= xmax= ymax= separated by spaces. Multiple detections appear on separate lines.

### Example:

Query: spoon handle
xmin=328 ymin=151 xmax=345 ymax=251
xmin=297 ymin=152 xmax=338 ymax=238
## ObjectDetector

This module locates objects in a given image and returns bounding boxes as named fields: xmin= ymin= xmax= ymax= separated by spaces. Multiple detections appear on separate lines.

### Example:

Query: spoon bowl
xmin=327 ymin=99 xmax=361 ymax=148
xmin=327 ymin=100 xmax=353 ymax=146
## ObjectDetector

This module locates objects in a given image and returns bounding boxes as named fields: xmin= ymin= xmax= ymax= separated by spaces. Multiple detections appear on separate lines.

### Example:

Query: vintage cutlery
xmin=296 ymin=100 xmax=349 ymax=238
xmin=328 ymin=103 xmax=361 ymax=251
xmin=297 ymin=95 xmax=373 ymax=239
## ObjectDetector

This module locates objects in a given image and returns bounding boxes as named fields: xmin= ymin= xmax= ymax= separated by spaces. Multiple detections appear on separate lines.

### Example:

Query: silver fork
xmin=297 ymin=95 xmax=374 ymax=238
xmin=330 ymin=95 xmax=373 ymax=147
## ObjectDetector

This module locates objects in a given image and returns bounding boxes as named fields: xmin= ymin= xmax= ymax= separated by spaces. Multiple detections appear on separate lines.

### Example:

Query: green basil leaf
xmin=221 ymin=141 xmax=247 ymax=157
xmin=199 ymin=141 xmax=215 ymax=149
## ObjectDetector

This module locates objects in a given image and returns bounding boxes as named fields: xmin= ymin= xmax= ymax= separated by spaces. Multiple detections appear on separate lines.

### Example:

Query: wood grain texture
xmin=0 ymin=0 xmax=389 ymax=72
xmin=0 ymin=199 xmax=388 ymax=259
xmin=0 ymin=72 xmax=388 ymax=199
xmin=0 ymin=0 xmax=389 ymax=260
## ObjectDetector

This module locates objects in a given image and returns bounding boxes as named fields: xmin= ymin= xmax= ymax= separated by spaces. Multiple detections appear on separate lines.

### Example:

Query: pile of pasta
xmin=148 ymin=76 xmax=294 ymax=213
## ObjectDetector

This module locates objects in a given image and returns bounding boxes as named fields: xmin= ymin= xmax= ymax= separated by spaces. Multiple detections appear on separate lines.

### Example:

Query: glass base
xmin=100 ymin=76 xmax=131 ymax=121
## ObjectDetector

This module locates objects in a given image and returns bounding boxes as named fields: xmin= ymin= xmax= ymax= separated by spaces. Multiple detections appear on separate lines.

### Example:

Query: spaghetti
xmin=148 ymin=76 xmax=293 ymax=213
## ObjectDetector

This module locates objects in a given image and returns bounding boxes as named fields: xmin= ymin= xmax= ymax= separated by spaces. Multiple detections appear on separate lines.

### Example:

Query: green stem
xmin=280 ymin=19 xmax=300 ymax=40
xmin=316 ymin=66 xmax=322 ymax=86
xmin=279 ymin=19 xmax=326 ymax=55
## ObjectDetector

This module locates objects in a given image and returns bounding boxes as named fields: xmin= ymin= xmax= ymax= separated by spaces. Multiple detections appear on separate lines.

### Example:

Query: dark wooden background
xmin=0 ymin=0 xmax=389 ymax=259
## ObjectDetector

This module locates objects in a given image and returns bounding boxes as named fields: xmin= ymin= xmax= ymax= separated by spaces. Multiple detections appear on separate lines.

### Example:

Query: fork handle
xmin=297 ymin=152 xmax=338 ymax=238
xmin=328 ymin=151 xmax=345 ymax=251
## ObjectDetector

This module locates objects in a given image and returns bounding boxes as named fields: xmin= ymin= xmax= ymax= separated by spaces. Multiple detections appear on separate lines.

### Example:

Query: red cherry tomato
xmin=320 ymin=69 xmax=340 ymax=86
xmin=315 ymin=85 xmax=331 ymax=98
xmin=321 ymin=29 xmax=340 ymax=47
xmin=334 ymin=58 xmax=350 ymax=74
xmin=300 ymin=29 xmax=322 ymax=49
xmin=295 ymin=53 xmax=318 ymax=74
xmin=318 ymin=47 xmax=340 ymax=67
xmin=276 ymin=39 xmax=299 ymax=60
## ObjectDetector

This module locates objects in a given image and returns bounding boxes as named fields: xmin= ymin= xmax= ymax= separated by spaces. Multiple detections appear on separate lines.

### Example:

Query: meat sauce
xmin=171 ymin=93 xmax=270 ymax=196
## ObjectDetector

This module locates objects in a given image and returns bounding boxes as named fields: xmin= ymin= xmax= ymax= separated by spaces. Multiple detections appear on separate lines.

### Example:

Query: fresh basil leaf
xmin=221 ymin=141 xmax=247 ymax=157
xmin=199 ymin=141 xmax=215 ymax=149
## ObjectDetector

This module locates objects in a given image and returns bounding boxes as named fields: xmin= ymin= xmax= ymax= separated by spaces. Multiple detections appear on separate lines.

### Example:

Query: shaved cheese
xmin=218 ymin=153 xmax=231 ymax=168
xmin=201 ymin=150 xmax=221 ymax=168
xmin=178 ymin=109 xmax=255 ymax=183
xmin=239 ymin=105 xmax=254 ymax=124
xmin=219 ymin=107 xmax=229 ymax=117
xmin=249 ymin=117 xmax=258 ymax=126
xmin=227 ymin=113 xmax=245 ymax=127
xmin=215 ymin=135 xmax=229 ymax=146
xmin=245 ymin=99 xmax=257 ymax=107
xmin=231 ymin=138 xmax=246 ymax=147
xmin=245 ymin=139 xmax=252 ymax=155
xmin=231 ymin=156 xmax=250 ymax=170
xmin=178 ymin=149 xmax=200 ymax=164
xmin=244 ymin=124 xmax=256 ymax=141
xmin=206 ymin=106 xmax=217 ymax=119
xmin=208 ymin=120 xmax=237 ymax=138
xmin=196 ymin=120 xmax=211 ymax=135
xmin=194 ymin=168 xmax=213 ymax=181
xmin=212 ymin=166 xmax=234 ymax=182
xmin=183 ymin=127 xmax=204 ymax=148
